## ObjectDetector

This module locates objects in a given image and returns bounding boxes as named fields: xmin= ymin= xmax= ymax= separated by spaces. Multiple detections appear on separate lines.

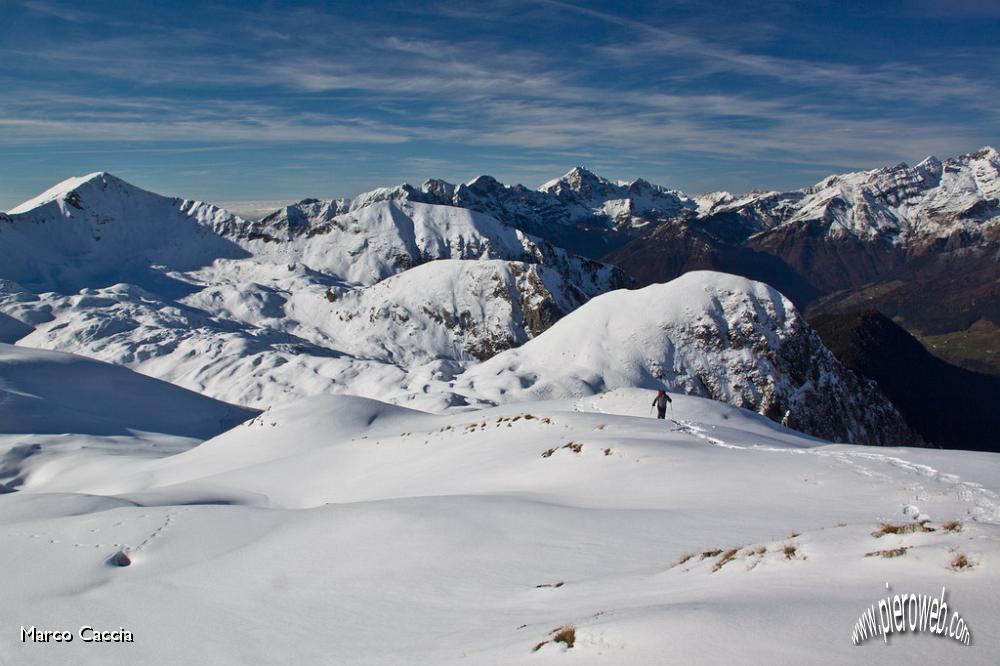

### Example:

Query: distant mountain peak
xmin=561 ymin=165 xmax=607 ymax=187
xmin=7 ymin=171 xmax=124 ymax=214
xmin=537 ymin=166 xmax=611 ymax=194
xmin=464 ymin=174 xmax=505 ymax=193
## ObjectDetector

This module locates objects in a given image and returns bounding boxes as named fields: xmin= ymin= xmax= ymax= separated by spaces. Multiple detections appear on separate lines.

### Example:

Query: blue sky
xmin=1 ymin=0 xmax=998 ymax=210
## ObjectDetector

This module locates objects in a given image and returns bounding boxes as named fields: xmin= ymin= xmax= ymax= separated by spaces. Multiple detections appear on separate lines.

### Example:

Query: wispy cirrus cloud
xmin=0 ymin=0 xmax=996 ymax=207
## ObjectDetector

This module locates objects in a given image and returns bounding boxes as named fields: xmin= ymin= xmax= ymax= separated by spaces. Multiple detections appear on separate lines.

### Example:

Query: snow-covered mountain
xmin=0 ymin=171 xmax=934 ymax=445
xmin=0 ymin=172 xmax=622 ymax=295
xmin=0 ymin=172 xmax=249 ymax=294
xmin=0 ymin=173 xmax=625 ymax=409
xmin=457 ymin=271 xmax=913 ymax=446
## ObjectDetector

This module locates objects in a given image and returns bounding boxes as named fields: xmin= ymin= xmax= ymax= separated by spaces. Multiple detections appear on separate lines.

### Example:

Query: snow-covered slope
xmin=1 ymin=389 xmax=997 ymax=664
xmin=0 ymin=344 xmax=256 ymax=494
xmin=456 ymin=271 xmax=913 ymax=446
xmin=0 ymin=343 xmax=254 ymax=439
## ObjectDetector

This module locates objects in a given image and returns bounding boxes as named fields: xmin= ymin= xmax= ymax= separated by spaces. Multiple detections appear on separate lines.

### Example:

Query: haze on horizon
xmin=1 ymin=0 xmax=998 ymax=211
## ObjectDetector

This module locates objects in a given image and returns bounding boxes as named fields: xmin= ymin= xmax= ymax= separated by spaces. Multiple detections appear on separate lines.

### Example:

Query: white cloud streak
xmin=0 ymin=0 xmax=996 ymax=188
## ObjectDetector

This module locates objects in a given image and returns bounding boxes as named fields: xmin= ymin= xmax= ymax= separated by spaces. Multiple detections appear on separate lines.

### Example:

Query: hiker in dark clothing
xmin=652 ymin=389 xmax=672 ymax=419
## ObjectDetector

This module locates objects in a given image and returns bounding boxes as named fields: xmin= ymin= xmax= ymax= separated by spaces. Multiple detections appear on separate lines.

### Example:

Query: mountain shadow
xmin=809 ymin=310 xmax=1000 ymax=452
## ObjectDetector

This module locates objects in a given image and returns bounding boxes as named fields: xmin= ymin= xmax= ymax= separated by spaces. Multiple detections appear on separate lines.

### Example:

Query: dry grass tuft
xmin=674 ymin=553 xmax=693 ymax=567
xmin=782 ymin=544 xmax=798 ymax=560
xmin=712 ymin=548 xmax=740 ymax=572
xmin=562 ymin=442 xmax=583 ymax=453
xmin=533 ymin=625 xmax=576 ymax=652
xmin=602 ymin=447 xmax=613 ymax=456
xmin=950 ymin=552 xmax=972 ymax=571
xmin=942 ymin=520 xmax=963 ymax=533
xmin=871 ymin=521 xmax=934 ymax=538
xmin=541 ymin=448 xmax=556 ymax=458
xmin=700 ymin=548 xmax=723 ymax=560
xmin=594 ymin=423 xmax=606 ymax=431
xmin=745 ymin=545 xmax=767 ymax=556
xmin=866 ymin=547 xmax=909 ymax=558
xmin=551 ymin=626 xmax=575 ymax=648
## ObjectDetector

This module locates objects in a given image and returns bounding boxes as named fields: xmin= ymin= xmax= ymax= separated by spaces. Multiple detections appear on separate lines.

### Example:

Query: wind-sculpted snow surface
xmin=456 ymin=272 xmax=914 ymax=446
xmin=0 ymin=389 xmax=997 ymax=664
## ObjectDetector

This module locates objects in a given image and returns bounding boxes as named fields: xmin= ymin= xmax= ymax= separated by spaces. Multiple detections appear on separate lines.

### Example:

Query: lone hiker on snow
xmin=651 ymin=389 xmax=672 ymax=419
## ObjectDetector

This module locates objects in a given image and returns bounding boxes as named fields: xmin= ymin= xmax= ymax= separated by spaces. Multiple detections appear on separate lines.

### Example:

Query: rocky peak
xmin=969 ymin=145 xmax=999 ymax=162
xmin=539 ymin=166 xmax=618 ymax=198
xmin=420 ymin=179 xmax=456 ymax=202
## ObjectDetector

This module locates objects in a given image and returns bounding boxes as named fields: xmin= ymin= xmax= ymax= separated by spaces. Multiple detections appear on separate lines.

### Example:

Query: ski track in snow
xmin=667 ymin=417 xmax=1000 ymax=523
xmin=575 ymin=393 xmax=999 ymax=525
xmin=572 ymin=396 xmax=999 ymax=525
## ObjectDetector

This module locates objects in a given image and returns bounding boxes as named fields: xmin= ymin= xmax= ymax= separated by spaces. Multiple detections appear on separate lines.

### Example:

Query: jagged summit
xmin=969 ymin=144 xmax=998 ymax=160
xmin=538 ymin=166 xmax=620 ymax=197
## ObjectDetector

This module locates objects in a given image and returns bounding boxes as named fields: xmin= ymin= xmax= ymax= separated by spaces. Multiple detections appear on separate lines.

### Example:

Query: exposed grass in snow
xmin=871 ymin=521 xmax=934 ymax=538
xmin=942 ymin=520 xmax=964 ymax=533
xmin=866 ymin=546 xmax=909 ymax=558
xmin=950 ymin=552 xmax=973 ymax=571
xmin=712 ymin=547 xmax=740 ymax=572
xmin=533 ymin=625 xmax=576 ymax=652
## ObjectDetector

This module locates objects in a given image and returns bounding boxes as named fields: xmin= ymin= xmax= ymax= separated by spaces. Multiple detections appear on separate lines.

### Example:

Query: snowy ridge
xmin=537 ymin=166 xmax=696 ymax=229
xmin=714 ymin=145 xmax=1000 ymax=244
xmin=242 ymin=198 xmax=623 ymax=292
